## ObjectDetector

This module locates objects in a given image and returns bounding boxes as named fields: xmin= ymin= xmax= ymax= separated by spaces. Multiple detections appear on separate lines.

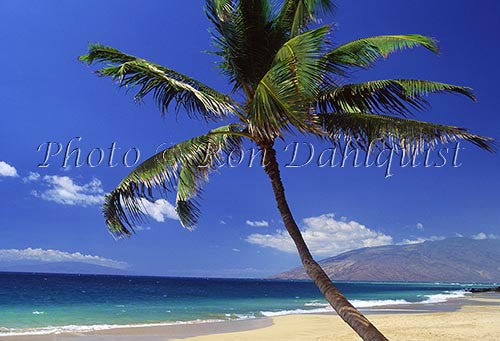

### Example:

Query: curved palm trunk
xmin=261 ymin=143 xmax=388 ymax=341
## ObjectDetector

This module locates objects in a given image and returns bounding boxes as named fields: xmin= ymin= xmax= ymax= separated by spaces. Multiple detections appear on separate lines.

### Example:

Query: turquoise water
xmin=0 ymin=272 xmax=494 ymax=336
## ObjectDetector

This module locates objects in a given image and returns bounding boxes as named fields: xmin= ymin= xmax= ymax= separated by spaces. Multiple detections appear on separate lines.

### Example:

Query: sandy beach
xmin=172 ymin=295 xmax=500 ymax=341
xmin=4 ymin=293 xmax=499 ymax=341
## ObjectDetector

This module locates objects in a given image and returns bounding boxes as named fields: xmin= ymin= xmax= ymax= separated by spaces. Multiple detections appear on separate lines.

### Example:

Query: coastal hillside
xmin=273 ymin=238 xmax=500 ymax=282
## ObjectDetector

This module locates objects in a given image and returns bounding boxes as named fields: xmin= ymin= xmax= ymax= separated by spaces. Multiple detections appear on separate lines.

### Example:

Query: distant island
xmin=273 ymin=238 xmax=500 ymax=282
xmin=0 ymin=261 xmax=129 ymax=276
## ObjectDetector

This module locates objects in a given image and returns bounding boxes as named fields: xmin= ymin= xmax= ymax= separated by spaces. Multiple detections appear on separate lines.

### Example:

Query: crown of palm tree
xmin=80 ymin=0 xmax=493 ymax=238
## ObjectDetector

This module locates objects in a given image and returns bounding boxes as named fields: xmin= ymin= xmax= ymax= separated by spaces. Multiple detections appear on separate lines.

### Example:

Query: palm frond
xmin=249 ymin=26 xmax=330 ymax=139
xmin=103 ymin=124 xmax=245 ymax=237
xmin=276 ymin=0 xmax=335 ymax=37
xmin=314 ymin=112 xmax=494 ymax=152
xmin=205 ymin=0 xmax=243 ymax=88
xmin=80 ymin=44 xmax=238 ymax=120
xmin=325 ymin=35 xmax=438 ymax=70
xmin=211 ymin=0 xmax=234 ymax=21
xmin=206 ymin=0 xmax=280 ymax=91
xmin=317 ymin=79 xmax=475 ymax=117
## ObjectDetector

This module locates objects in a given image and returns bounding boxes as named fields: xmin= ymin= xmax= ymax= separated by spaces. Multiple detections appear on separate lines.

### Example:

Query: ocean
xmin=0 ymin=272 xmax=494 ymax=336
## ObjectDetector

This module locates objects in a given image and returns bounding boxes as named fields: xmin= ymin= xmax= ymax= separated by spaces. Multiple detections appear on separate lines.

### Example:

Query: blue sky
xmin=0 ymin=0 xmax=499 ymax=277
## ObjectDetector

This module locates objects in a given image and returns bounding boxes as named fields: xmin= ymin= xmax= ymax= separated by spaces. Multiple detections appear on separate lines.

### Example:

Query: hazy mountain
xmin=0 ymin=262 xmax=129 ymax=275
xmin=273 ymin=238 xmax=500 ymax=282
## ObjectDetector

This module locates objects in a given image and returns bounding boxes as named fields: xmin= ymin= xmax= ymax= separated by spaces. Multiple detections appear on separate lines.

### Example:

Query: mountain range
xmin=273 ymin=238 xmax=500 ymax=282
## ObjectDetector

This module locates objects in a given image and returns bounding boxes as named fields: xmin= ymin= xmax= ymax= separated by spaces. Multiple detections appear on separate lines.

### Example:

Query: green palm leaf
xmin=325 ymin=35 xmax=438 ymax=70
xmin=276 ymin=0 xmax=334 ymax=37
xmin=315 ymin=112 xmax=494 ymax=152
xmin=249 ymin=26 xmax=330 ymax=138
xmin=103 ymin=124 xmax=245 ymax=237
xmin=211 ymin=0 xmax=234 ymax=21
xmin=317 ymin=79 xmax=475 ymax=116
xmin=80 ymin=44 xmax=238 ymax=120
xmin=206 ymin=0 xmax=279 ymax=92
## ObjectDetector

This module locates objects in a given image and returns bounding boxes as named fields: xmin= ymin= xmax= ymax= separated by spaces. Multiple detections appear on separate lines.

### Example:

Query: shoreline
xmin=173 ymin=294 xmax=500 ymax=341
xmin=4 ymin=292 xmax=499 ymax=340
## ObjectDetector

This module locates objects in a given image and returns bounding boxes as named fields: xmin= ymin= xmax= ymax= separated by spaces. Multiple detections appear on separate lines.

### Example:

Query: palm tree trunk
xmin=261 ymin=143 xmax=388 ymax=341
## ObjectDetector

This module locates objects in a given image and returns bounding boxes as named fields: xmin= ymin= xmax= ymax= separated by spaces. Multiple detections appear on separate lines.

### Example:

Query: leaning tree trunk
xmin=261 ymin=143 xmax=388 ymax=341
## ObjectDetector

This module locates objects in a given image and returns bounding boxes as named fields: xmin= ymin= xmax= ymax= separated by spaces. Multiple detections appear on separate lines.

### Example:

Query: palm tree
xmin=80 ymin=1 xmax=493 ymax=340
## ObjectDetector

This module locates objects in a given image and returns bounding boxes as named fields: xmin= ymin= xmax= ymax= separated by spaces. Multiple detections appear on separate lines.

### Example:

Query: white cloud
xmin=400 ymin=236 xmax=445 ymax=245
xmin=472 ymin=232 xmax=498 ymax=240
xmin=246 ymin=220 xmax=269 ymax=227
xmin=0 ymin=161 xmax=18 ymax=177
xmin=472 ymin=232 xmax=487 ymax=240
xmin=31 ymin=174 xmax=178 ymax=222
xmin=139 ymin=198 xmax=178 ymax=222
xmin=0 ymin=248 xmax=127 ymax=269
xmin=30 ymin=174 xmax=178 ymax=222
xmin=220 ymin=220 xmax=227 ymax=225
xmin=416 ymin=223 xmax=424 ymax=230
xmin=246 ymin=213 xmax=392 ymax=256
xmin=232 ymin=248 xmax=240 ymax=252
xmin=33 ymin=175 xmax=104 ymax=206
xmin=23 ymin=171 xmax=41 ymax=183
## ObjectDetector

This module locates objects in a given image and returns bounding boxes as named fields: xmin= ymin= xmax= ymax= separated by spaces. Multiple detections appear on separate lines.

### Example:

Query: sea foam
xmin=0 ymin=319 xmax=225 ymax=337
xmin=420 ymin=290 xmax=468 ymax=304
xmin=261 ymin=290 xmax=469 ymax=317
